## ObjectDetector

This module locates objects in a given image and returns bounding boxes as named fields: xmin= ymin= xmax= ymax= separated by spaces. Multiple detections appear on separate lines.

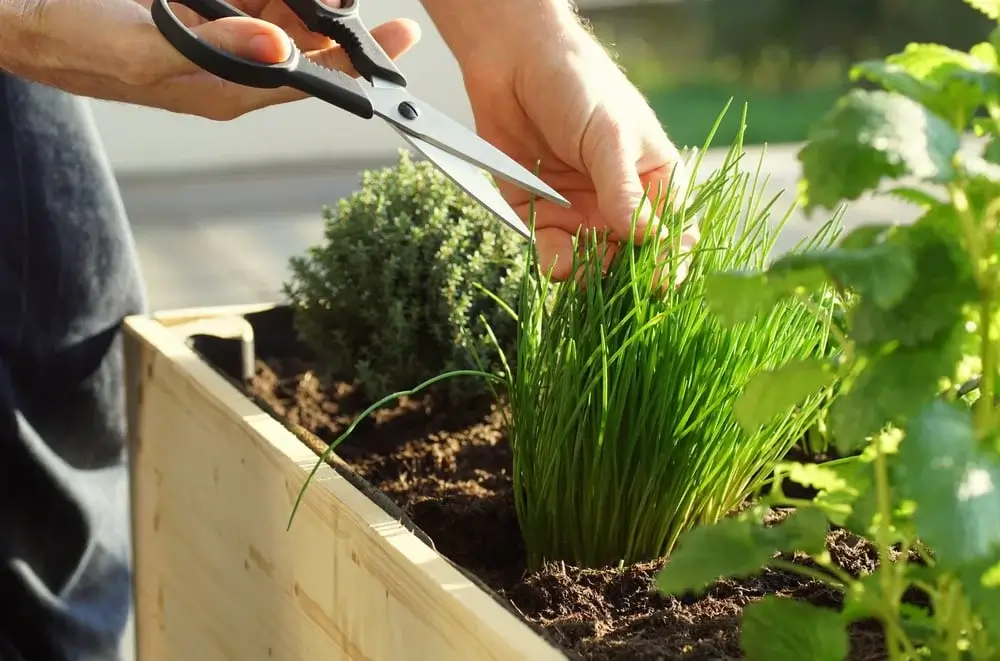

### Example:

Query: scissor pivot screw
xmin=397 ymin=101 xmax=420 ymax=120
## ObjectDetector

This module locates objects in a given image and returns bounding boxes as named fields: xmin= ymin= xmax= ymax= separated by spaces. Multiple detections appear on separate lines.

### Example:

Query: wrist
xmin=421 ymin=0 xmax=588 ymax=72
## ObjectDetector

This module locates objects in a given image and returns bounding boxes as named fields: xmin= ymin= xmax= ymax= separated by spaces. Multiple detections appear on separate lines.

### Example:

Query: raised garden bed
xmin=125 ymin=9 xmax=1000 ymax=655
xmin=125 ymin=304 xmax=564 ymax=661
xmin=125 ymin=302 xmax=886 ymax=661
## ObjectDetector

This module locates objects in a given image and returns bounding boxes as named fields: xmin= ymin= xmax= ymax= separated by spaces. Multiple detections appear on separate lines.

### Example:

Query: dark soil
xmin=193 ymin=307 xmax=889 ymax=661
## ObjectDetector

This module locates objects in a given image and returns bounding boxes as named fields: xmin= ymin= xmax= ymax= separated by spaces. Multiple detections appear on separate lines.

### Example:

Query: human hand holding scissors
xmin=149 ymin=0 xmax=569 ymax=237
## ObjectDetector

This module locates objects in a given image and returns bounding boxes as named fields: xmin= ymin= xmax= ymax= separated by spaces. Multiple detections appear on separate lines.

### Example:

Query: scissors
xmin=149 ymin=0 xmax=570 ymax=239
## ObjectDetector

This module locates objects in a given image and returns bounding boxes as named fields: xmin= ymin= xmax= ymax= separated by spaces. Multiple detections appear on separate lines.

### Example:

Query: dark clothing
xmin=0 ymin=73 xmax=146 ymax=660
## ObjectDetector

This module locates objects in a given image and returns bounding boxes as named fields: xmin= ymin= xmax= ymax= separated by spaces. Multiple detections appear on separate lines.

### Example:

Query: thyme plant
xmin=657 ymin=2 xmax=1000 ymax=658
xmin=282 ymin=150 xmax=523 ymax=406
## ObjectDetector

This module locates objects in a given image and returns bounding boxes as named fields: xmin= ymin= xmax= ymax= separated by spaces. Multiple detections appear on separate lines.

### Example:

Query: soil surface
xmin=194 ymin=309 xmax=888 ymax=660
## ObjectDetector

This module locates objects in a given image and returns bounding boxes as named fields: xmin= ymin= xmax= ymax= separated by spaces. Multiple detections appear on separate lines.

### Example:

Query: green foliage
xmin=698 ymin=0 xmax=993 ymax=73
xmin=282 ymin=150 xmax=524 ymax=405
xmin=657 ymin=2 xmax=1000 ymax=658
xmin=742 ymin=595 xmax=850 ymax=661
xmin=503 ymin=118 xmax=842 ymax=569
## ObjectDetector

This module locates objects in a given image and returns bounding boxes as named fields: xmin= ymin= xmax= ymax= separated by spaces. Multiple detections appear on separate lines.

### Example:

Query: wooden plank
xmin=151 ymin=302 xmax=277 ymax=328
xmin=124 ymin=313 xmax=565 ymax=661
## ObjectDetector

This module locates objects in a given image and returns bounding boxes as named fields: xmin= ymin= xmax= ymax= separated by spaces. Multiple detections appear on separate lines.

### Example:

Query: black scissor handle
xmin=282 ymin=0 xmax=407 ymax=87
xmin=150 ymin=0 xmax=375 ymax=118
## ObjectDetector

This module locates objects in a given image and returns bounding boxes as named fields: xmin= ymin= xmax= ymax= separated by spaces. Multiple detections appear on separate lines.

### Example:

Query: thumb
xmin=189 ymin=16 xmax=292 ymax=64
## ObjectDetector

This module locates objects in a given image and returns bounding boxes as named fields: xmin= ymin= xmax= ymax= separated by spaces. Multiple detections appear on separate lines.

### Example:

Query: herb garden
xmin=183 ymin=1 xmax=1000 ymax=657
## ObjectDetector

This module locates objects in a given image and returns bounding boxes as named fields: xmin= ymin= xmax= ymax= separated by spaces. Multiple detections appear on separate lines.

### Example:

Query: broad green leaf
xmin=844 ymin=482 xmax=881 ymax=537
xmin=850 ymin=61 xmax=933 ymax=103
xmin=780 ymin=462 xmax=850 ymax=493
xmin=829 ymin=323 xmax=964 ymax=454
xmin=886 ymin=186 xmax=944 ymax=209
xmin=986 ymin=136 xmax=1000 ymax=165
xmin=704 ymin=268 xmax=827 ymax=327
xmin=840 ymin=572 xmax=882 ymax=622
xmin=972 ymin=41 xmax=1000 ymax=68
xmin=656 ymin=509 xmax=829 ymax=595
xmin=888 ymin=42 xmax=988 ymax=80
xmin=973 ymin=116 xmax=1000 ymax=137
xmin=956 ymin=555 xmax=1000 ymax=644
xmin=770 ymin=242 xmax=916 ymax=310
xmin=876 ymin=41 xmax=1000 ymax=122
xmin=966 ymin=0 xmax=1000 ymax=20
xmin=850 ymin=207 xmax=977 ymax=348
xmin=805 ymin=459 xmax=873 ymax=528
xmin=896 ymin=400 xmax=1000 ymax=566
xmin=836 ymin=223 xmax=899 ymax=250
xmin=798 ymin=90 xmax=961 ymax=212
xmin=735 ymin=359 xmax=837 ymax=431
xmin=741 ymin=597 xmax=848 ymax=661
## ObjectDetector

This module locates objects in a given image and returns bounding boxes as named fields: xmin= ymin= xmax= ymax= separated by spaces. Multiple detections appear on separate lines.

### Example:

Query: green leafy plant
xmin=289 ymin=109 xmax=844 ymax=574
xmin=656 ymin=2 xmax=1000 ymax=658
xmin=282 ymin=150 xmax=525 ymax=405
xmin=502 ymin=120 xmax=841 ymax=570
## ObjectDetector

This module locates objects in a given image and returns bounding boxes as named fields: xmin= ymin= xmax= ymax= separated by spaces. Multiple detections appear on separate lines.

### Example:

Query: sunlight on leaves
xmin=735 ymin=359 xmax=837 ymax=431
xmin=896 ymin=400 xmax=1000 ymax=566
xmin=769 ymin=243 xmax=916 ymax=310
xmin=797 ymin=90 xmax=962 ymax=212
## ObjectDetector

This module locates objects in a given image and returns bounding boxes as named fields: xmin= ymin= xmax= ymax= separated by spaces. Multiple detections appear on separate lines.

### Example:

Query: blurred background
xmin=106 ymin=0 xmax=992 ymax=310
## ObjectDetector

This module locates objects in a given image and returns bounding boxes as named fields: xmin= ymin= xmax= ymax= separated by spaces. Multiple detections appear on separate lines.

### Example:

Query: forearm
xmin=420 ymin=0 xmax=590 ymax=67
xmin=0 ymin=0 xmax=25 ymax=68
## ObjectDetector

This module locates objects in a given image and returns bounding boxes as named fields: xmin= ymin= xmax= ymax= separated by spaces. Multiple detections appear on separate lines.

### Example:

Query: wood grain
xmin=124 ymin=308 xmax=565 ymax=661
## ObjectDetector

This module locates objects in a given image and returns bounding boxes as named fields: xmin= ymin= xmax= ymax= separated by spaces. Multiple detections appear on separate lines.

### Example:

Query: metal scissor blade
xmin=368 ymin=84 xmax=570 ymax=209
xmin=393 ymin=126 xmax=533 ymax=241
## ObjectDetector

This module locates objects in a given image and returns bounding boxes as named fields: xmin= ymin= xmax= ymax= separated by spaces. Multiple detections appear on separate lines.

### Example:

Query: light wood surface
xmin=124 ymin=306 xmax=565 ymax=661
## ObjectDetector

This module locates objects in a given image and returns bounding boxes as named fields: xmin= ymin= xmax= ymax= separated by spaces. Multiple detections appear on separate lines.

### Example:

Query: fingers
xmin=222 ymin=17 xmax=418 ymax=115
xmin=132 ymin=10 xmax=293 ymax=86
xmin=142 ymin=9 xmax=417 ymax=87
xmin=307 ymin=18 xmax=420 ymax=77
xmin=190 ymin=16 xmax=292 ymax=63
xmin=581 ymin=107 xmax=652 ymax=243
xmin=531 ymin=200 xmax=618 ymax=282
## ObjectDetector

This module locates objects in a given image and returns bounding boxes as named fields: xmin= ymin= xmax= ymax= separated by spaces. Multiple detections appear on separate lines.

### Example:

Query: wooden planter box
xmin=124 ymin=304 xmax=567 ymax=661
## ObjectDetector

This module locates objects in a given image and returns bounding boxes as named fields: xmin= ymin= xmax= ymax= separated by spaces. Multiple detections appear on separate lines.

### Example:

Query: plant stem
xmin=949 ymin=181 xmax=997 ymax=435
xmin=873 ymin=435 xmax=902 ymax=659
xmin=979 ymin=291 xmax=995 ymax=432
xmin=977 ymin=200 xmax=1000 ymax=434
xmin=950 ymin=184 xmax=983 ymax=287
xmin=769 ymin=558 xmax=846 ymax=589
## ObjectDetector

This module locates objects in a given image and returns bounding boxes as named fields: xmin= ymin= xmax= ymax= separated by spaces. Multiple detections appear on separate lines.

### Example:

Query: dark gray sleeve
xmin=0 ymin=74 xmax=147 ymax=661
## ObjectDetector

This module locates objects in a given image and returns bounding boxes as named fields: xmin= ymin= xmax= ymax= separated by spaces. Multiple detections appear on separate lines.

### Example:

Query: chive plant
xmin=494 ymin=115 xmax=842 ymax=569
xmin=291 ymin=109 xmax=843 ymax=571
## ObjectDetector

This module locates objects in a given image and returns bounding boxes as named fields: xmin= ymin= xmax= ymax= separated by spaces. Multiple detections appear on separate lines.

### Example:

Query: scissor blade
xmin=392 ymin=126 xmax=533 ymax=241
xmin=368 ymin=84 xmax=570 ymax=209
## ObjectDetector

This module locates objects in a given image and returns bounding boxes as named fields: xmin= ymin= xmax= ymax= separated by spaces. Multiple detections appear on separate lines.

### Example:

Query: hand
xmin=0 ymin=0 xmax=420 ymax=120
xmin=460 ymin=27 xmax=699 ymax=282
